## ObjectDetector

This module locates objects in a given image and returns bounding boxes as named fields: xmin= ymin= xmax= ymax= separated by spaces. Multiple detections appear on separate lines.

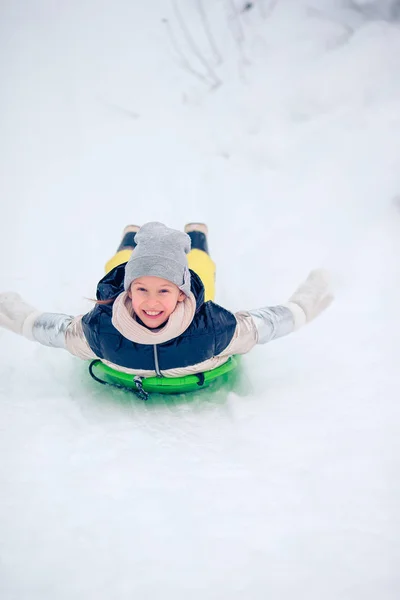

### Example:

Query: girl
xmin=0 ymin=222 xmax=333 ymax=380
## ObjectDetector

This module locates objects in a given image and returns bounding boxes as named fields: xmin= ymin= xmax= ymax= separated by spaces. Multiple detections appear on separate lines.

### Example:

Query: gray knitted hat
xmin=123 ymin=222 xmax=192 ymax=296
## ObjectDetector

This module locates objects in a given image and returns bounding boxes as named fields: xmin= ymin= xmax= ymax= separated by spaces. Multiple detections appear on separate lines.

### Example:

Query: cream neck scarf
xmin=111 ymin=291 xmax=197 ymax=344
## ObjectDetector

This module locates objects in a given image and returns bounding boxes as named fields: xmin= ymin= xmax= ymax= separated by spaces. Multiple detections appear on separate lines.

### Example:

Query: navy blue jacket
xmin=81 ymin=264 xmax=237 ymax=372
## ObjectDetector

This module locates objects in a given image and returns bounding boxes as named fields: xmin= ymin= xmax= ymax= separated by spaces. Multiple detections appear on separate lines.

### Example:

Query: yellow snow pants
xmin=105 ymin=247 xmax=216 ymax=302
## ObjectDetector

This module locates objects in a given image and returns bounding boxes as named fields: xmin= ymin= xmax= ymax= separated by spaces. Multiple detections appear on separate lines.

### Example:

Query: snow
xmin=1 ymin=1 xmax=400 ymax=598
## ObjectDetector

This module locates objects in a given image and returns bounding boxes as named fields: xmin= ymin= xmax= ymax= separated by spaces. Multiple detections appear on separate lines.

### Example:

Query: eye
xmin=136 ymin=287 xmax=147 ymax=292
xmin=160 ymin=289 xmax=170 ymax=294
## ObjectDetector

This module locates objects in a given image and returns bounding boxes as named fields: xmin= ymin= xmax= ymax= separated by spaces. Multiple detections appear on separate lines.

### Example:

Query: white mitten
xmin=283 ymin=269 xmax=334 ymax=330
xmin=0 ymin=292 xmax=42 ymax=340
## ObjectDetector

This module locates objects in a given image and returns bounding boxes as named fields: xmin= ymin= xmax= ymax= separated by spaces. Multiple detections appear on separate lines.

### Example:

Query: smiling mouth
xmin=143 ymin=310 xmax=163 ymax=318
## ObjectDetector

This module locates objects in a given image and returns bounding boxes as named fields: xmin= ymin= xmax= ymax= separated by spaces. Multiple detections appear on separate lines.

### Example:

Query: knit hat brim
xmin=124 ymin=257 xmax=191 ymax=296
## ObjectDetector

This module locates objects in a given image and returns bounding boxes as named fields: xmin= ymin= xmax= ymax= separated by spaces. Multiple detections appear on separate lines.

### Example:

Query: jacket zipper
xmin=153 ymin=345 xmax=162 ymax=377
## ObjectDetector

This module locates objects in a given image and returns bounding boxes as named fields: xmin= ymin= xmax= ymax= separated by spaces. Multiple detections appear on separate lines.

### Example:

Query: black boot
xmin=117 ymin=225 xmax=140 ymax=252
xmin=184 ymin=223 xmax=209 ymax=254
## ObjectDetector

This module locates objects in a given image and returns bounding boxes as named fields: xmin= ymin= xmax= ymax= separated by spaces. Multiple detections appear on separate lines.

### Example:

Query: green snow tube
xmin=88 ymin=356 xmax=239 ymax=400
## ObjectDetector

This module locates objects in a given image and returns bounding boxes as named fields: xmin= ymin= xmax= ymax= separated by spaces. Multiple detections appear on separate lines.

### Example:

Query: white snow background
xmin=1 ymin=0 xmax=400 ymax=598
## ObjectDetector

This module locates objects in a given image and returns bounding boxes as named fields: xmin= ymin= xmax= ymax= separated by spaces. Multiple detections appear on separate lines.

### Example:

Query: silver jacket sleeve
xmin=32 ymin=313 xmax=74 ymax=349
xmin=247 ymin=306 xmax=295 ymax=344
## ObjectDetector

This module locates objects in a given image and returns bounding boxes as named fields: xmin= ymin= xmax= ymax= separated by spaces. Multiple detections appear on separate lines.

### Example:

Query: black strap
xmin=88 ymin=360 xmax=149 ymax=401
xmin=88 ymin=360 xmax=107 ymax=385
xmin=196 ymin=372 xmax=205 ymax=386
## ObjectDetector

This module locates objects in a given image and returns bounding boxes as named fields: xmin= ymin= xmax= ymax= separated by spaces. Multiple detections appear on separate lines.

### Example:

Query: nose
xmin=146 ymin=294 xmax=162 ymax=308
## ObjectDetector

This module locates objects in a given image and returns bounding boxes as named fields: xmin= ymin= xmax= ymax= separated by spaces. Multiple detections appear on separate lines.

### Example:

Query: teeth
xmin=144 ymin=311 xmax=162 ymax=316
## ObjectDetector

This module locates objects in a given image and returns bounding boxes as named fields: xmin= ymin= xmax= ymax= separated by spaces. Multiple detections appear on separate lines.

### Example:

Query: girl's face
xmin=129 ymin=276 xmax=186 ymax=329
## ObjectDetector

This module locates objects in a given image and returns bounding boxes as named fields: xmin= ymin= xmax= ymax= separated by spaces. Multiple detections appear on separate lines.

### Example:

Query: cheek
xmin=131 ymin=295 xmax=141 ymax=312
xmin=163 ymin=295 xmax=179 ymax=312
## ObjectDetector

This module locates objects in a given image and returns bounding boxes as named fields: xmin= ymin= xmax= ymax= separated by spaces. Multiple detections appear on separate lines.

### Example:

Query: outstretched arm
xmin=250 ymin=269 xmax=333 ymax=344
xmin=0 ymin=292 xmax=96 ymax=359
xmin=220 ymin=269 xmax=333 ymax=356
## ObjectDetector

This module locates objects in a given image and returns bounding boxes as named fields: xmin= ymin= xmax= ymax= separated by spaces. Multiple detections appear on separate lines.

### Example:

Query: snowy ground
xmin=1 ymin=1 xmax=400 ymax=598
